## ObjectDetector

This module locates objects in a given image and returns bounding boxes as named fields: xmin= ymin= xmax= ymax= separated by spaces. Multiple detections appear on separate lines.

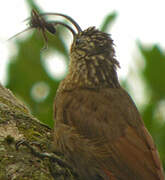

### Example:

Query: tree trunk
xmin=0 ymin=83 xmax=76 ymax=180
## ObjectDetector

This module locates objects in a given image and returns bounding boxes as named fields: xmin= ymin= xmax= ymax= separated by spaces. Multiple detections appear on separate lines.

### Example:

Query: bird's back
xmin=54 ymin=87 xmax=164 ymax=180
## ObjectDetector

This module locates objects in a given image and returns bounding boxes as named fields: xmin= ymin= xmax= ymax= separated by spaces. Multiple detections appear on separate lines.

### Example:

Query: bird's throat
xmin=58 ymin=54 xmax=120 ymax=92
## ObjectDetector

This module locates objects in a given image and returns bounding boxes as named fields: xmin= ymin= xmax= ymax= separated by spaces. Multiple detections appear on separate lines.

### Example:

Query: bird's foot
xmin=15 ymin=140 xmax=78 ymax=179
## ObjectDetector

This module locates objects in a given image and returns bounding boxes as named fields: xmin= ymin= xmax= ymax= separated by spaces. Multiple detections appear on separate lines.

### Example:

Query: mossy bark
xmin=0 ymin=83 xmax=76 ymax=180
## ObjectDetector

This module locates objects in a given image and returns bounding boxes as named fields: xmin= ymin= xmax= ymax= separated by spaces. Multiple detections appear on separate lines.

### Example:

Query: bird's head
xmin=71 ymin=26 xmax=115 ymax=58
xmin=53 ymin=16 xmax=120 ymax=89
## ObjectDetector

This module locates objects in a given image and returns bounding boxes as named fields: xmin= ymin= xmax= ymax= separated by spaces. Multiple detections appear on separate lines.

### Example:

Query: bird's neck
xmin=58 ymin=52 xmax=120 ymax=93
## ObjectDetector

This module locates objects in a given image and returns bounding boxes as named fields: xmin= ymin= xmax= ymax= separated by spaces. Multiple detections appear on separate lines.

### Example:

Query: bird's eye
xmin=75 ymin=38 xmax=81 ymax=45
xmin=75 ymin=38 xmax=86 ymax=48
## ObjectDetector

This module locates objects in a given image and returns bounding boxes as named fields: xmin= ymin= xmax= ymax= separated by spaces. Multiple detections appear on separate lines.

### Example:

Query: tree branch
xmin=0 ymin=83 xmax=76 ymax=180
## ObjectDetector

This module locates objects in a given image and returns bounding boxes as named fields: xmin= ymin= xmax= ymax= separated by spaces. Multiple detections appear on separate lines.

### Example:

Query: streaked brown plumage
xmin=9 ymin=9 xmax=164 ymax=180
xmin=51 ymin=18 xmax=164 ymax=179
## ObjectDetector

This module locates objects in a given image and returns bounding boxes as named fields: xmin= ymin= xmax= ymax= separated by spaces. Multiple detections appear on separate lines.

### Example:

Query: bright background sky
xmin=0 ymin=0 xmax=165 ymax=85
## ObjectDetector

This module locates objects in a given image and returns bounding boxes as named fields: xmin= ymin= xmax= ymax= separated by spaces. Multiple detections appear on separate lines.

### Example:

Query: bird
xmin=10 ymin=9 xmax=164 ymax=180
xmin=51 ymin=14 xmax=165 ymax=180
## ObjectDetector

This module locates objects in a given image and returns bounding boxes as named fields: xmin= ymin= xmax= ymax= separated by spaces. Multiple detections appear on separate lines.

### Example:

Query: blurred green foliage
xmin=139 ymin=44 xmax=165 ymax=168
xmin=6 ymin=0 xmax=165 ymax=169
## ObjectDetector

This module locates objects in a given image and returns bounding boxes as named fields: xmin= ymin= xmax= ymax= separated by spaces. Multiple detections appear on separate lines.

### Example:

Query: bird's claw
xmin=15 ymin=140 xmax=77 ymax=177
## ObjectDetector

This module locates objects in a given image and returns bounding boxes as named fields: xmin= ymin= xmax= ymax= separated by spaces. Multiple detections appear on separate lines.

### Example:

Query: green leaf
xmin=100 ymin=11 xmax=117 ymax=32
xmin=138 ymin=42 xmax=165 ymax=100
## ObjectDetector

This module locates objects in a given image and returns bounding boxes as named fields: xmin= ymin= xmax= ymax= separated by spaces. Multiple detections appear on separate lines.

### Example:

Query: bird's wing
xmin=54 ymin=88 xmax=164 ymax=180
